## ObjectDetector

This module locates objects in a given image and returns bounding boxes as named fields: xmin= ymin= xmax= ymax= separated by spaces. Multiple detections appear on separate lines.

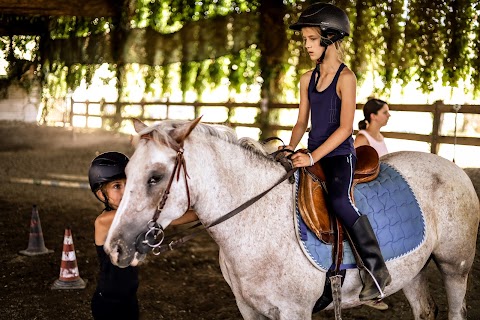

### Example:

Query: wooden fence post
xmin=258 ymin=97 xmax=271 ymax=140
xmin=194 ymin=100 xmax=200 ymax=119
xmin=225 ymin=98 xmax=233 ymax=125
xmin=430 ymin=100 xmax=444 ymax=154
xmin=166 ymin=97 xmax=170 ymax=119
xmin=99 ymin=98 xmax=105 ymax=129
xmin=84 ymin=100 xmax=90 ymax=128
xmin=140 ymin=98 xmax=145 ymax=121
xmin=69 ymin=96 xmax=74 ymax=127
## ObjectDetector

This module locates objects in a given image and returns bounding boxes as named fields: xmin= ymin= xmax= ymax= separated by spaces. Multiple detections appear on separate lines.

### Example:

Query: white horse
xmin=104 ymin=118 xmax=479 ymax=320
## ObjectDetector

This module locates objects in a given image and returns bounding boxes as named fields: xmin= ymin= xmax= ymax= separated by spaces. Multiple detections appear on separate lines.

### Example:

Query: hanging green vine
xmin=49 ymin=16 xmax=111 ymax=39
xmin=471 ymin=2 xmax=480 ymax=97
xmin=442 ymin=0 xmax=473 ymax=88
xmin=379 ymin=0 xmax=404 ymax=89
xmin=193 ymin=60 xmax=210 ymax=95
xmin=350 ymin=0 xmax=377 ymax=83
xmin=228 ymin=53 xmax=244 ymax=93
xmin=227 ymin=46 xmax=261 ymax=94
xmin=404 ymin=0 xmax=447 ymax=92
xmin=3 ymin=0 xmax=480 ymax=118
xmin=207 ymin=58 xmax=227 ymax=88
xmin=143 ymin=65 xmax=158 ymax=96
xmin=180 ymin=61 xmax=199 ymax=99
xmin=161 ymin=63 xmax=173 ymax=97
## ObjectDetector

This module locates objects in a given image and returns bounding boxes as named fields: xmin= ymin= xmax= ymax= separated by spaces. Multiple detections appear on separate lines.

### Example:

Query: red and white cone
xmin=51 ymin=228 xmax=86 ymax=289
xmin=19 ymin=205 xmax=54 ymax=256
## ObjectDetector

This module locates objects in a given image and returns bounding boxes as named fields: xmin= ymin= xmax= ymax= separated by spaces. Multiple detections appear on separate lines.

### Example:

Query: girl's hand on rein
xmin=290 ymin=152 xmax=313 ymax=168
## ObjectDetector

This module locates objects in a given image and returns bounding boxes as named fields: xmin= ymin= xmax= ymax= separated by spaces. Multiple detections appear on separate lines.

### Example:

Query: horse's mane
xmin=137 ymin=120 xmax=271 ymax=159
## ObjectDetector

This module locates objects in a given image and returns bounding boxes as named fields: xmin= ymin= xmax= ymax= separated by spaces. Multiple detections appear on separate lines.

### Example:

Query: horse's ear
xmin=171 ymin=117 xmax=202 ymax=146
xmin=133 ymin=118 xmax=148 ymax=133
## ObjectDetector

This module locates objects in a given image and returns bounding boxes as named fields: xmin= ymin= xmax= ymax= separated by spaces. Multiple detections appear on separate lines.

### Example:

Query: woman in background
xmin=354 ymin=98 xmax=391 ymax=157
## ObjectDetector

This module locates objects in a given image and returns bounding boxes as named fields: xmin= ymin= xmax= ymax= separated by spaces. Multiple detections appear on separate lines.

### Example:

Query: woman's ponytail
xmin=358 ymin=119 xmax=368 ymax=130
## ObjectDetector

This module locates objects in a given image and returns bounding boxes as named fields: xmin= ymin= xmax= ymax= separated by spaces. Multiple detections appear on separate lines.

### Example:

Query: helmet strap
xmin=318 ymin=33 xmax=343 ymax=64
xmin=320 ymin=33 xmax=343 ymax=47
xmin=317 ymin=48 xmax=327 ymax=65
xmin=95 ymin=189 xmax=114 ymax=211
xmin=102 ymin=190 xmax=114 ymax=211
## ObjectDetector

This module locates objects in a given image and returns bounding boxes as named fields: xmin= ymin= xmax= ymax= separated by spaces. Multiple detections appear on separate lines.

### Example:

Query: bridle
xmin=135 ymin=134 xmax=297 ymax=255
xmin=135 ymin=133 xmax=191 ymax=255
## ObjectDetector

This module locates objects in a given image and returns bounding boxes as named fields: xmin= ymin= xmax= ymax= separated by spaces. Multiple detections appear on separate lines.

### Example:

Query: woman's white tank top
xmin=357 ymin=130 xmax=388 ymax=157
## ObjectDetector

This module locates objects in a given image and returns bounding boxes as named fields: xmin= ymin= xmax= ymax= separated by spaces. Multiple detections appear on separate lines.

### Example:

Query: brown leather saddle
xmin=297 ymin=145 xmax=380 ymax=244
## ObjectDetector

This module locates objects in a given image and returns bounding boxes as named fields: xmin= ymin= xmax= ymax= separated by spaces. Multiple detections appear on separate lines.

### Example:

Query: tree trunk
xmin=257 ymin=0 xmax=288 ymax=140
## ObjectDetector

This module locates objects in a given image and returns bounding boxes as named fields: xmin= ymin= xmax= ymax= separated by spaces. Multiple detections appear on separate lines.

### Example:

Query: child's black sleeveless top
xmin=95 ymin=245 xmax=139 ymax=298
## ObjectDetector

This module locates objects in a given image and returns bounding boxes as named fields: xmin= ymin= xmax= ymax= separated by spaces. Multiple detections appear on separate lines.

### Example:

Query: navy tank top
xmin=307 ymin=63 xmax=355 ymax=157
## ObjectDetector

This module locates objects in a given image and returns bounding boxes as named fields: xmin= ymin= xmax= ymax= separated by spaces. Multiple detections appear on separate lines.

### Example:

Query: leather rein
xmin=135 ymin=135 xmax=297 ymax=255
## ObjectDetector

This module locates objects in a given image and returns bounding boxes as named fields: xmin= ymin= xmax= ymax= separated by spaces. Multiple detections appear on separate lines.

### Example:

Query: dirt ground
xmin=0 ymin=120 xmax=479 ymax=320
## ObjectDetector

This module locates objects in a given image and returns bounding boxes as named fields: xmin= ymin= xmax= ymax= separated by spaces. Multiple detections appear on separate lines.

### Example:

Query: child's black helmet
xmin=88 ymin=152 xmax=129 ymax=193
xmin=290 ymin=2 xmax=350 ymax=46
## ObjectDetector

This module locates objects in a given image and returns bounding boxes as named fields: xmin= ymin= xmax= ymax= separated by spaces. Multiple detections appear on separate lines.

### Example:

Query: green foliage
xmin=207 ymin=58 xmax=227 ymax=88
xmin=180 ymin=61 xmax=199 ymax=98
xmin=161 ymin=64 xmax=174 ymax=96
xmin=3 ymin=0 xmax=480 ymax=112
xmin=50 ymin=16 xmax=111 ymax=39
xmin=43 ymin=61 xmax=67 ymax=99
xmin=472 ymin=2 xmax=480 ymax=97
xmin=193 ymin=60 xmax=210 ymax=95
xmin=136 ymin=0 xmax=260 ymax=32
xmin=350 ymin=0 xmax=377 ymax=83
xmin=442 ymin=0 xmax=474 ymax=88
xmin=378 ymin=0 xmax=404 ymax=89
xmin=143 ymin=65 xmax=160 ymax=95
xmin=404 ymin=0 xmax=447 ymax=92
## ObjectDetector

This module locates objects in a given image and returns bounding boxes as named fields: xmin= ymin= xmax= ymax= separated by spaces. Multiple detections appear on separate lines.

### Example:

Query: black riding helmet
xmin=88 ymin=151 xmax=129 ymax=209
xmin=290 ymin=2 xmax=350 ymax=47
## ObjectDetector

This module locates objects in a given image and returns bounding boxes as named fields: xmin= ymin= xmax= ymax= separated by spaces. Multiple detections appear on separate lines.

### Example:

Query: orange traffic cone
xmin=51 ymin=228 xmax=86 ymax=289
xmin=19 ymin=205 xmax=54 ymax=256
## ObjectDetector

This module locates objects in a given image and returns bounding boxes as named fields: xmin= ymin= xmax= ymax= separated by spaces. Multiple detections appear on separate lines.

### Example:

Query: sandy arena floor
xmin=0 ymin=121 xmax=479 ymax=320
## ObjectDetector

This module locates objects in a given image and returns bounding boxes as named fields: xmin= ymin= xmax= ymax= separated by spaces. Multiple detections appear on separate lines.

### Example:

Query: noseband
xmin=135 ymin=134 xmax=191 ymax=255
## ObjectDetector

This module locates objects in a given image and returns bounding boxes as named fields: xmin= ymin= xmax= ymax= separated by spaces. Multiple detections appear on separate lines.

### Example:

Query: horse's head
xmin=104 ymin=117 xmax=201 ymax=267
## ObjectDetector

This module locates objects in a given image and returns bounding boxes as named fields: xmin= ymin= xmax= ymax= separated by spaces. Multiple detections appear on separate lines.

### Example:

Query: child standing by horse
xmin=286 ymin=2 xmax=391 ymax=303
xmin=88 ymin=152 xmax=140 ymax=320
xmin=88 ymin=151 xmax=200 ymax=319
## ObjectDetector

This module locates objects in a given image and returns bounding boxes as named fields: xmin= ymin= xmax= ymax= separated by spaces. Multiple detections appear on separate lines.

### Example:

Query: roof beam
xmin=0 ymin=0 xmax=118 ymax=18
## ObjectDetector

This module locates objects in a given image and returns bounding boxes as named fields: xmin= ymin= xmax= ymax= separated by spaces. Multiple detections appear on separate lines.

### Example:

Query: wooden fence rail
xmin=67 ymin=98 xmax=480 ymax=154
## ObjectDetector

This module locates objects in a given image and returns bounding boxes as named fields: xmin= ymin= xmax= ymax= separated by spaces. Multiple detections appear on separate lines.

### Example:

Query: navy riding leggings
xmin=319 ymin=154 xmax=361 ymax=229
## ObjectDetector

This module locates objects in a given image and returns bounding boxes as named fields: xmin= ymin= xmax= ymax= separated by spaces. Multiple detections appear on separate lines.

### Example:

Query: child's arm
xmin=171 ymin=209 xmax=199 ymax=225
xmin=94 ymin=211 xmax=115 ymax=246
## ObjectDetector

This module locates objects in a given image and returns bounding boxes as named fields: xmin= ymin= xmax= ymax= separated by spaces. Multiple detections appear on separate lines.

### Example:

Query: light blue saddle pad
xmin=294 ymin=162 xmax=426 ymax=271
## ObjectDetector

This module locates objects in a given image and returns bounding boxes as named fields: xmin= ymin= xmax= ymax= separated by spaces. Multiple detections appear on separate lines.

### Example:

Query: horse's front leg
xmin=236 ymin=299 xmax=270 ymax=320
xmin=219 ymin=251 xmax=267 ymax=319
xmin=219 ymin=250 xmax=312 ymax=320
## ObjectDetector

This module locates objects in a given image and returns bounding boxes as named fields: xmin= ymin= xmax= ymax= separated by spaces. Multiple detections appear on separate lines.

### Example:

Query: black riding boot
xmin=347 ymin=215 xmax=392 ymax=301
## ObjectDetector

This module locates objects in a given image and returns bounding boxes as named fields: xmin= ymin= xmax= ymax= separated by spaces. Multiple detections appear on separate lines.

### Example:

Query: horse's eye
xmin=148 ymin=175 xmax=163 ymax=185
